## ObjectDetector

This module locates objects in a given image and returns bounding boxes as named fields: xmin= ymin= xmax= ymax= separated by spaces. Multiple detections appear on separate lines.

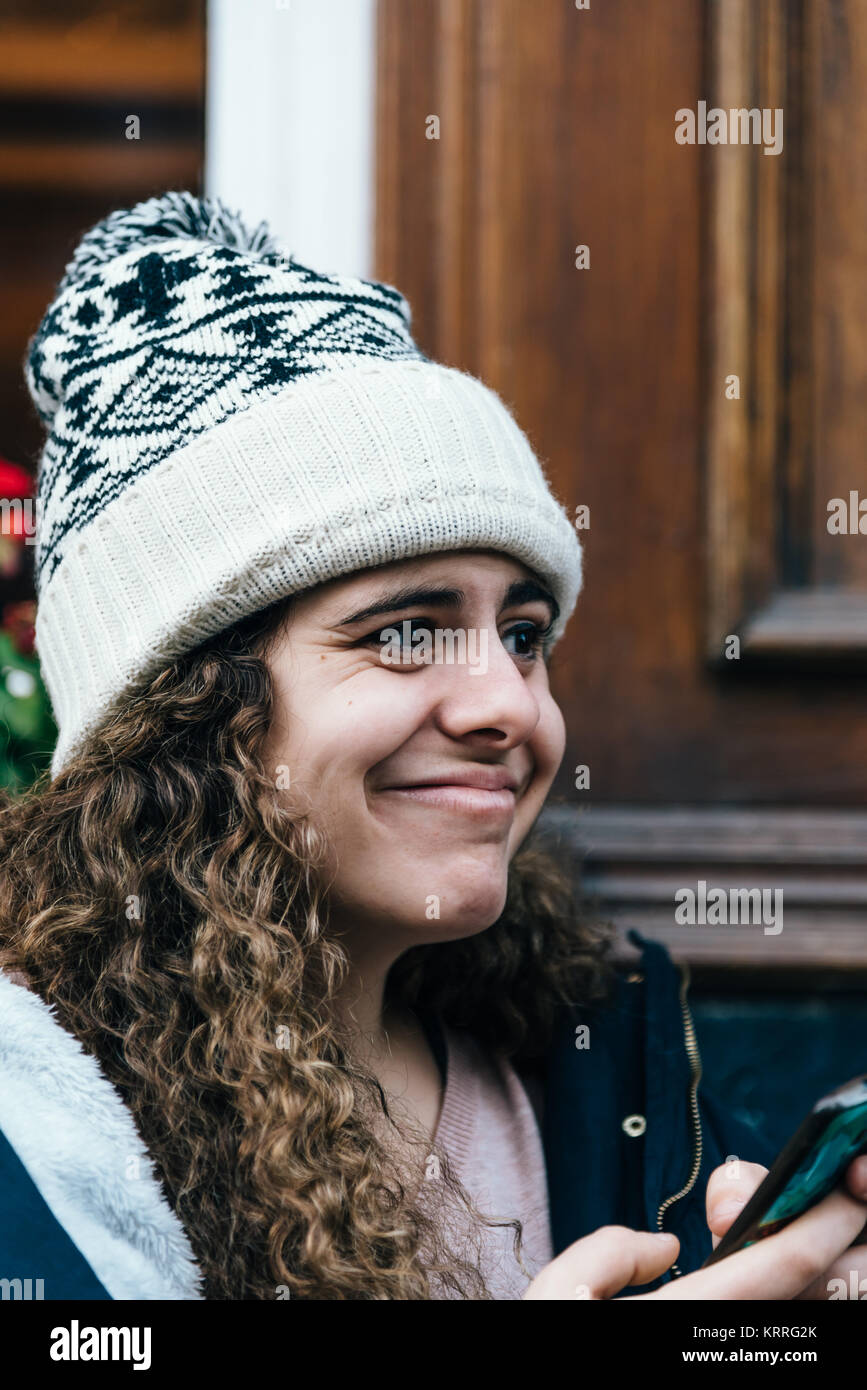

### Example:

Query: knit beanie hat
xmin=24 ymin=191 xmax=582 ymax=777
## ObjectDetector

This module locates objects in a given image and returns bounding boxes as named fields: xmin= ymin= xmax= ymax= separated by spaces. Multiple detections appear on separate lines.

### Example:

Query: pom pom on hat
xmin=60 ymin=190 xmax=289 ymax=286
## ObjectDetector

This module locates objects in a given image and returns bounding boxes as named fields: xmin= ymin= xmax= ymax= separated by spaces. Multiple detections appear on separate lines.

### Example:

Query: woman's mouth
xmin=377 ymin=766 xmax=523 ymax=818
xmin=381 ymin=784 xmax=517 ymax=816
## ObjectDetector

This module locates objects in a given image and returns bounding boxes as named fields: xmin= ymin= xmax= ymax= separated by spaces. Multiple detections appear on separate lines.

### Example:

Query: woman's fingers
xmin=705 ymin=1160 xmax=768 ymax=1247
xmin=795 ymin=1156 xmax=867 ymax=1298
xmin=797 ymin=1244 xmax=867 ymax=1300
xmin=651 ymin=1184 xmax=867 ymax=1301
xmin=523 ymin=1154 xmax=867 ymax=1301
xmin=844 ymin=1153 xmax=867 ymax=1205
xmin=706 ymin=1152 xmax=867 ymax=1255
xmin=523 ymin=1226 xmax=679 ymax=1300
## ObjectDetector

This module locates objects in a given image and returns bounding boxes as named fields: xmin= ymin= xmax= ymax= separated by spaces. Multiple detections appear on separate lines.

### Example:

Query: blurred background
xmin=1 ymin=0 xmax=866 ymax=1145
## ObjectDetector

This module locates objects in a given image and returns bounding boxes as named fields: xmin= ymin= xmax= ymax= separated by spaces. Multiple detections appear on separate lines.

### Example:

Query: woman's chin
xmin=406 ymin=878 xmax=510 ymax=938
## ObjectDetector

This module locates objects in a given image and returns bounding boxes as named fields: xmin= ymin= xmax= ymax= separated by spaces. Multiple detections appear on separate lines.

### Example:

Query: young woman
xmin=0 ymin=192 xmax=865 ymax=1301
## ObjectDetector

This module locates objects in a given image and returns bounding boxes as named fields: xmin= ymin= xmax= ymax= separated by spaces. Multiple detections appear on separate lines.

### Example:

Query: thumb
xmin=706 ymin=1160 xmax=768 ymax=1246
xmin=524 ymin=1226 xmax=680 ymax=1300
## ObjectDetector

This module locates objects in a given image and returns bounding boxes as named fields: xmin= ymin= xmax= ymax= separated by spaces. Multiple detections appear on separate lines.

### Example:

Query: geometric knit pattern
xmin=25 ymin=191 xmax=425 ymax=592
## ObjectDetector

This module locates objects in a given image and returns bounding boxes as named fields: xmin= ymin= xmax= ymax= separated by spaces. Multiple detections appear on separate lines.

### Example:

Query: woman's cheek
xmin=303 ymin=681 xmax=425 ymax=785
xmin=535 ymin=693 xmax=567 ymax=781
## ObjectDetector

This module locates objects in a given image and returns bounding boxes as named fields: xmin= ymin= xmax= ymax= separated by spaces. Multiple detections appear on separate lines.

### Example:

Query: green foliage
xmin=0 ymin=629 xmax=56 ymax=791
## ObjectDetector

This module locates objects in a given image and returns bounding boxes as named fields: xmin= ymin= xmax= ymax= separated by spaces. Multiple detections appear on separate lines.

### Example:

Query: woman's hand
xmin=705 ymin=1154 xmax=867 ymax=1301
xmin=522 ymin=1154 xmax=867 ymax=1300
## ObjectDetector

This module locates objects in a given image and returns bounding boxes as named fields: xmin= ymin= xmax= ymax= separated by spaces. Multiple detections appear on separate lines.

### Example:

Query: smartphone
xmin=702 ymin=1072 xmax=867 ymax=1267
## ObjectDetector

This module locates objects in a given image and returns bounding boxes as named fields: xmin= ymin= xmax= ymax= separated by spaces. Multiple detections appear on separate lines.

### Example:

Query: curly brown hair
xmin=0 ymin=593 xmax=614 ymax=1299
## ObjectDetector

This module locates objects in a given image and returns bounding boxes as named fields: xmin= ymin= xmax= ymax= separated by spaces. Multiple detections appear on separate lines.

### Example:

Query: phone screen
xmin=703 ymin=1074 xmax=867 ymax=1267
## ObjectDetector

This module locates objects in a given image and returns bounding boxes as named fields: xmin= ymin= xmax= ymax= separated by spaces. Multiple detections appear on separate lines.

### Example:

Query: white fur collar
xmin=0 ymin=970 xmax=204 ymax=1300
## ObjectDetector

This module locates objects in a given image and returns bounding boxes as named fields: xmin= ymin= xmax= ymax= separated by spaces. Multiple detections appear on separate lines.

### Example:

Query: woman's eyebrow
xmin=504 ymin=579 xmax=560 ymax=624
xmin=331 ymin=578 xmax=558 ymax=628
xmin=333 ymin=585 xmax=465 ymax=627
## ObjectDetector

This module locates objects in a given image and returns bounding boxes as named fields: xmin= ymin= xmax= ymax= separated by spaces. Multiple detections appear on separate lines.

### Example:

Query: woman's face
xmin=261 ymin=550 xmax=567 ymax=953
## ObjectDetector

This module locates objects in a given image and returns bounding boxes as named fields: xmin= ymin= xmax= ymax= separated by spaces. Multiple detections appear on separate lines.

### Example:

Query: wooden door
xmin=376 ymin=0 xmax=867 ymax=982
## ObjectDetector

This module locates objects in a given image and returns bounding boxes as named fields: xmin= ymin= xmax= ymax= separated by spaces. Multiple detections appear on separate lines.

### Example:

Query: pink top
xmin=419 ymin=1022 xmax=554 ymax=1299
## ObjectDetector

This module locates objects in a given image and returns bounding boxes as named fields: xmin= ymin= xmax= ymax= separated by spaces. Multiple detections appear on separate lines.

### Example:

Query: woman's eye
xmin=361 ymin=617 xmax=553 ymax=661
xmin=502 ymin=621 xmax=552 ymax=659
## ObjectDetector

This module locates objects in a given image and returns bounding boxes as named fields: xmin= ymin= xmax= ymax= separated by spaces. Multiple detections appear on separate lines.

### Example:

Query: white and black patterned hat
xmin=24 ymin=190 xmax=582 ymax=777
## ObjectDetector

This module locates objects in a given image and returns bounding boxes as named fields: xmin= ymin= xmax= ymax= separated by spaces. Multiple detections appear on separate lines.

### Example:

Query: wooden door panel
xmin=708 ymin=0 xmax=867 ymax=661
xmin=376 ymin=0 xmax=867 ymax=973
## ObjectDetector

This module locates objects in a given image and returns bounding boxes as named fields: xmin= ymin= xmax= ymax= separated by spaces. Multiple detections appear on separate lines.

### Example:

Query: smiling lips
xmin=380 ymin=766 xmax=523 ymax=817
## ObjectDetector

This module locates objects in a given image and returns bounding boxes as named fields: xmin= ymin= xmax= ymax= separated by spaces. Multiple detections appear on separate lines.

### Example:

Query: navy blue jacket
xmin=538 ymin=929 xmax=777 ymax=1287
xmin=0 ymin=929 xmax=775 ymax=1298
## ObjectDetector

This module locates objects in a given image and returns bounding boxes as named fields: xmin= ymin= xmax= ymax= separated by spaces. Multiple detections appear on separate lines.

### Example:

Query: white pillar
xmin=205 ymin=0 xmax=376 ymax=278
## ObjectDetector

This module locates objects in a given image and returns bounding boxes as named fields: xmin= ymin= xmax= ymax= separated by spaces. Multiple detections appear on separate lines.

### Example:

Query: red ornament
xmin=1 ymin=600 xmax=37 ymax=657
xmin=0 ymin=457 xmax=36 ymax=544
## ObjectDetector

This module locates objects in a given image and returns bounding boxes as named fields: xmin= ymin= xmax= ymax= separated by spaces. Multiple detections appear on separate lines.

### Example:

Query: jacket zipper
xmin=655 ymin=960 xmax=703 ymax=1278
